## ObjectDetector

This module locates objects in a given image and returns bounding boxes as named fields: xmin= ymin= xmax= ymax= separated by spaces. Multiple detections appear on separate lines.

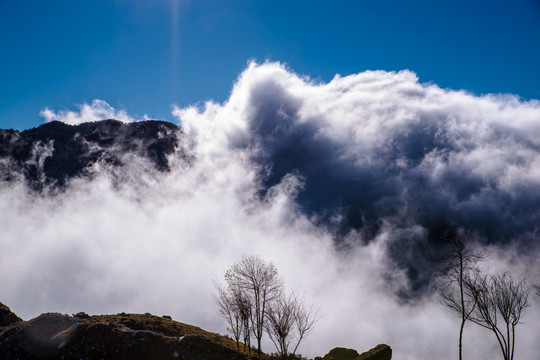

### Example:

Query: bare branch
xmin=466 ymin=271 xmax=530 ymax=360
xmin=228 ymin=255 xmax=283 ymax=355
xmin=436 ymin=231 xmax=485 ymax=360
xmin=213 ymin=281 xmax=243 ymax=351
xmin=291 ymin=294 xmax=318 ymax=356
xmin=265 ymin=292 xmax=297 ymax=357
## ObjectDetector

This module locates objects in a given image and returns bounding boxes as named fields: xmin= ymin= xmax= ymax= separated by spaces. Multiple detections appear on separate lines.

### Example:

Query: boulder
xmin=358 ymin=344 xmax=392 ymax=360
xmin=322 ymin=344 xmax=392 ymax=360
xmin=0 ymin=302 xmax=22 ymax=327
xmin=323 ymin=347 xmax=360 ymax=360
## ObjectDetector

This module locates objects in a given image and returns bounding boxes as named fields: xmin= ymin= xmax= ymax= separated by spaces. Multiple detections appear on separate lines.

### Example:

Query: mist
xmin=1 ymin=61 xmax=540 ymax=359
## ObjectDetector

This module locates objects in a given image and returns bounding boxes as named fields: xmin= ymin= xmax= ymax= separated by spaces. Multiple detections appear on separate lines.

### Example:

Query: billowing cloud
xmin=176 ymin=61 xmax=540 ymax=289
xmin=39 ymin=99 xmax=149 ymax=125
xmin=1 ymin=61 xmax=540 ymax=359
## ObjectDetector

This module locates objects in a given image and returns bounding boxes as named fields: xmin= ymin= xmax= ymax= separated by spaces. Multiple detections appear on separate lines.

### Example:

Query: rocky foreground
xmin=0 ymin=303 xmax=391 ymax=360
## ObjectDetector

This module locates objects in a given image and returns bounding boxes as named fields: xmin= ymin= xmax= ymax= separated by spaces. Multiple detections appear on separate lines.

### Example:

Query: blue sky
xmin=1 ymin=0 xmax=539 ymax=130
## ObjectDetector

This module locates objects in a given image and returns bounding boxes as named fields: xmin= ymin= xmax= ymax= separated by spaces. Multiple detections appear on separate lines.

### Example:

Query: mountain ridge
xmin=0 ymin=119 xmax=181 ymax=189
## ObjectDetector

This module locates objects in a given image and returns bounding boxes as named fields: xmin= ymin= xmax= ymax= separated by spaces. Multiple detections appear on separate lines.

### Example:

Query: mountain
xmin=0 ymin=120 xmax=181 ymax=189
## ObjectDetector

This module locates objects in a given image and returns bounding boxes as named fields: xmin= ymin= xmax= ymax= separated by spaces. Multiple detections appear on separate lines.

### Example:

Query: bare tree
xmin=291 ymin=294 xmax=317 ymax=356
xmin=228 ymin=255 xmax=283 ymax=355
xmin=266 ymin=292 xmax=318 ymax=358
xmin=466 ymin=271 xmax=530 ymax=360
xmin=215 ymin=275 xmax=253 ymax=353
xmin=214 ymin=282 xmax=243 ymax=351
xmin=217 ymin=255 xmax=316 ymax=356
xmin=234 ymin=286 xmax=252 ymax=353
xmin=437 ymin=233 xmax=485 ymax=360
xmin=266 ymin=293 xmax=297 ymax=357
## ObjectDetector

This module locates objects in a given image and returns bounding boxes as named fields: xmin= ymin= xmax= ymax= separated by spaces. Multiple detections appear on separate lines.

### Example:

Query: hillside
xmin=0 ymin=302 xmax=250 ymax=360
xmin=0 ymin=302 xmax=392 ymax=360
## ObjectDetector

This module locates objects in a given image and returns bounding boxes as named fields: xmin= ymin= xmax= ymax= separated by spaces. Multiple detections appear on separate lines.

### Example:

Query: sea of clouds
xmin=2 ymin=61 xmax=540 ymax=359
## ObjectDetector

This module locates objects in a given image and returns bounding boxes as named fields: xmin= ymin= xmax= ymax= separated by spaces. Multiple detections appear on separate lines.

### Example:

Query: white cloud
xmin=39 ymin=99 xmax=139 ymax=125
xmin=176 ymin=61 xmax=540 ymax=247
xmin=2 ymin=61 xmax=540 ymax=359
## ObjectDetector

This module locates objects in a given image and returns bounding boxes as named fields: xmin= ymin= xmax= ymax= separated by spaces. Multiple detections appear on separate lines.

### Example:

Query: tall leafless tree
xmin=228 ymin=255 xmax=283 ymax=355
xmin=291 ymin=294 xmax=317 ymax=356
xmin=234 ymin=286 xmax=252 ymax=353
xmin=215 ymin=276 xmax=253 ymax=352
xmin=437 ymin=233 xmax=485 ymax=360
xmin=466 ymin=271 xmax=530 ymax=360
xmin=266 ymin=292 xmax=318 ymax=358
xmin=214 ymin=282 xmax=243 ymax=351
xmin=266 ymin=292 xmax=297 ymax=357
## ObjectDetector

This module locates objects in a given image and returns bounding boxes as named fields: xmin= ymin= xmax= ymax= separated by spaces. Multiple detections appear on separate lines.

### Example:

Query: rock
xmin=321 ymin=344 xmax=392 ymax=360
xmin=0 ymin=302 xmax=22 ymax=327
xmin=72 ymin=311 xmax=90 ymax=319
xmin=358 ymin=344 xmax=392 ymax=360
xmin=323 ymin=347 xmax=360 ymax=360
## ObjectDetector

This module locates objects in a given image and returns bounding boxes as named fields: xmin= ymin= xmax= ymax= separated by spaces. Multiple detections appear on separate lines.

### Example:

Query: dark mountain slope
xmin=0 ymin=302 xmax=22 ymax=327
xmin=0 ymin=120 xmax=181 ymax=189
